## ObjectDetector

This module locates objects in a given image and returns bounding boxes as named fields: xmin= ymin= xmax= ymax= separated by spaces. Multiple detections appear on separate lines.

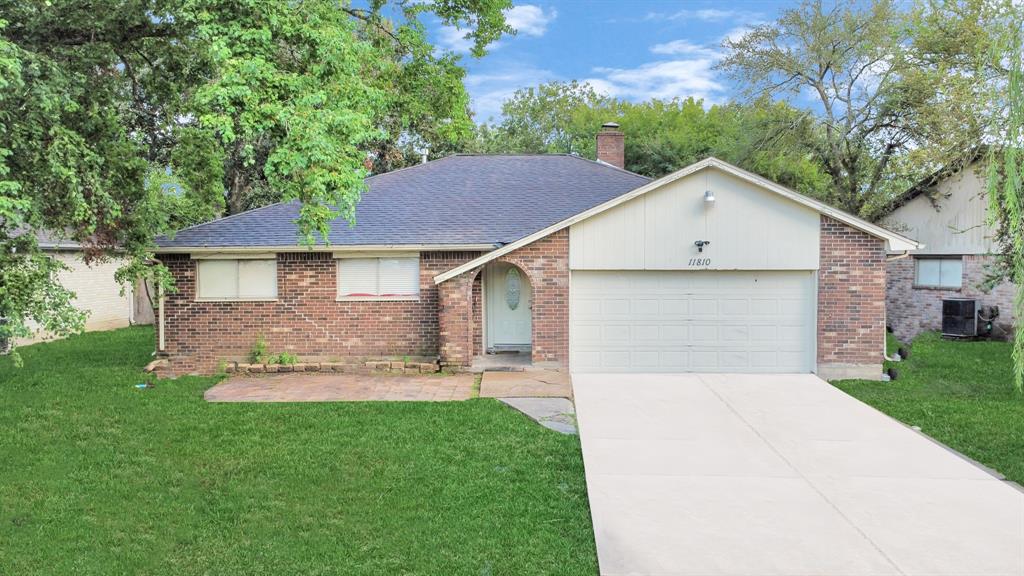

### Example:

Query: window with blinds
xmin=337 ymin=256 xmax=420 ymax=298
xmin=196 ymin=259 xmax=277 ymax=300
xmin=914 ymin=257 xmax=963 ymax=289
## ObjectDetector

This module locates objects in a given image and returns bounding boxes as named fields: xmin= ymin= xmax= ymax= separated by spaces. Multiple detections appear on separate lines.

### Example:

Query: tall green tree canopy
xmin=717 ymin=0 xmax=1000 ymax=219
xmin=462 ymin=81 xmax=832 ymax=199
xmin=0 ymin=0 xmax=509 ymax=360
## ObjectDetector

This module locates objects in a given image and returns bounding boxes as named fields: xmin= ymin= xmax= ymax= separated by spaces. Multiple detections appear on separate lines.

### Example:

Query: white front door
xmin=570 ymin=270 xmax=816 ymax=373
xmin=485 ymin=263 xmax=532 ymax=350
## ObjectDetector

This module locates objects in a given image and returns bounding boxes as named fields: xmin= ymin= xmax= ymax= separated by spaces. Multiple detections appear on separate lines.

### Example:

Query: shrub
xmin=270 ymin=351 xmax=298 ymax=365
xmin=249 ymin=335 xmax=268 ymax=364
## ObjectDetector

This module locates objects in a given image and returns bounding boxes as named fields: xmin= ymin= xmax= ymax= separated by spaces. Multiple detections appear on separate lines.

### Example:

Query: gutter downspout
xmin=158 ymin=285 xmax=165 ymax=352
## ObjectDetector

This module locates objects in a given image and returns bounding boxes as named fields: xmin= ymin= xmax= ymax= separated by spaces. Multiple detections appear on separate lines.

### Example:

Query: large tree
xmin=0 ymin=0 xmax=509 ymax=362
xmin=944 ymin=0 xmax=1024 ymax=391
xmin=718 ymin=0 xmax=981 ymax=219
xmin=463 ymin=81 xmax=832 ymax=198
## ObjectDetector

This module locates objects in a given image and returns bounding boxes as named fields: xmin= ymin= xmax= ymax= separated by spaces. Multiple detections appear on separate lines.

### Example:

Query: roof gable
xmin=435 ymin=157 xmax=922 ymax=284
xmin=884 ymin=162 xmax=993 ymax=255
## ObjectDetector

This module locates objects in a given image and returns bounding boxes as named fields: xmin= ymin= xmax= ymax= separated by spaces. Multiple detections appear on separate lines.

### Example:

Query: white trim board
xmin=435 ymin=157 xmax=923 ymax=284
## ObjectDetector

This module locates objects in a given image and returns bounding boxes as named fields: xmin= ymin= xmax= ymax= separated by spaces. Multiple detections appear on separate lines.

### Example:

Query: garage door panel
xmin=661 ymin=325 xmax=689 ymax=342
xmin=570 ymin=270 xmax=815 ymax=373
xmin=604 ymin=299 xmax=630 ymax=315
xmin=660 ymin=299 xmax=689 ymax=315
xmin=721 ymin=325 xmax=749 ymax=341
xmin=720 ymin=299 xmax=749 ymax=315
xmin=749 ymin=325 xmax=777 ymax=341
xmin=751 ymin=298 xmax=779 ymax=314
xmin=574 ymin=298 xmax=602 ymax=315
xmin=691 ymin=297 xmax=718 ymax=315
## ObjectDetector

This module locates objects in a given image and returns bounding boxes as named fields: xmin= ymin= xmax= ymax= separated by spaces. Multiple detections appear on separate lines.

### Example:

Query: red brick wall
xmin=498 ymin=229 xmax=570 ymax=364
xmin=438 ymin=229 xmax=570 ymax=368
xmin=472 ymin=274 xmax=483 ymax=356
xmin=437 ymin=272 xmax=475 ymax=366
xmin=817 ymin=216 xmax=886 ymax=371
xmin=596 ymin=129 xmax=625 ymax=169
xmin=158 ymin=251 xmax=479 ymax=374
xmin=887 ymin=254 xmax=1017 ymax=342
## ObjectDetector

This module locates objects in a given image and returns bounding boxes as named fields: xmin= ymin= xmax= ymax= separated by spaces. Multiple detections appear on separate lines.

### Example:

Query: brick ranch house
xmin=882 ymin=160 xmax=1016 ymax=342
xmin=154 ymin=125 xmax=920 ymax=379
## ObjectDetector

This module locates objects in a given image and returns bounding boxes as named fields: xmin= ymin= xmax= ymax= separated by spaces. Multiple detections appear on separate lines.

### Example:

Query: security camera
xmin=694 ymin=240 xmax=711 ymax=253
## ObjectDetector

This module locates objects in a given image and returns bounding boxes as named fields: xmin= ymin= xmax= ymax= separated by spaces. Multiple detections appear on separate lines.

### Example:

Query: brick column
xmin=817 ymin=216 xmax=886 ymax=380
xmin=437 ymin=271 xmax=477 ymax=367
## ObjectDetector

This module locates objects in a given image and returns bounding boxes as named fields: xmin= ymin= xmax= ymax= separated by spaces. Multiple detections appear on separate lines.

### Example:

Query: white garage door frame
xmin=569 ymin=269 xmax=819 ymax=373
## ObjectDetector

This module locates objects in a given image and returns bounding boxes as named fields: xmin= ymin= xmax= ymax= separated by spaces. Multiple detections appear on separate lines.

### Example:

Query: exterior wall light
xmin=704 ymin=189 xmax=715 ymax=204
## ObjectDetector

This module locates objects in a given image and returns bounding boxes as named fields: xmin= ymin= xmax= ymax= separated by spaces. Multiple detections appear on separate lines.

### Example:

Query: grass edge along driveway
xmin=836 ymin=332 xmax=1024 ymax=486
xmin=0 ymin=327 xmax=598 ymax=576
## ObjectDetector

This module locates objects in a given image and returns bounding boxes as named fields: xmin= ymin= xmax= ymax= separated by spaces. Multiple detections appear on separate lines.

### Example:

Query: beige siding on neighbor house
xmin=883 ymin=165 xmax=993 ymax=255
xmin=17 ymin=252 xmax=145 ymax=345
xmin=569 ymin=166 xmax=821 ymax=270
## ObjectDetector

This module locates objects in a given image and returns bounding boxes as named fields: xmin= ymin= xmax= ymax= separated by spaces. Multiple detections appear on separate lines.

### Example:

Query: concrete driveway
xmin=573 ymin=373 xmax=1024 ymax=576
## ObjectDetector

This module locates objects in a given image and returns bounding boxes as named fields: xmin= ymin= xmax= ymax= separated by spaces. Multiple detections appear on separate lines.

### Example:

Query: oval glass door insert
xmin=505 ymin=268 xmax=521 ymax=310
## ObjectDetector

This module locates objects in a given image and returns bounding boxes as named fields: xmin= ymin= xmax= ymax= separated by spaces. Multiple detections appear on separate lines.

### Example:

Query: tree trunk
xmin=226 ymin=168 xmax=250 ymax=215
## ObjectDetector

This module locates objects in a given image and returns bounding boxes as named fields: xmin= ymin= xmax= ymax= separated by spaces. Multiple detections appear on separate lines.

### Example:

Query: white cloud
xmin=465 ymin=64 xmax=560 ymax=121
xmin=720 ymin=25 xmax=756 ymax=44
xmin=436 ymin=4 xmax=556 ymax=55
xmin=584 ymin=58 xmax=725 ymax=104
xmin=665 ymin=8 xmax=763 ymax=23
xmin=437 ymin=25 xmax=476 ymax=53
xmin=505 ymin=5 xmax=557 ymax=37
xmin=649 ymin=39 xmax=720 ymax=58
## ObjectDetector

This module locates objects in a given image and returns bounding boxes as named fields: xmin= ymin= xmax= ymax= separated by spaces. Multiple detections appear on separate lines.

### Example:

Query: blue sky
xmin=429 ymin=1 xmax=793 ymax=122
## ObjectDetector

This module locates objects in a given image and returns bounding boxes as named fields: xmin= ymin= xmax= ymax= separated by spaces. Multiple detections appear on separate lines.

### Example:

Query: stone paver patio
xmin=205 ymin=372 xmax=476 ymax=402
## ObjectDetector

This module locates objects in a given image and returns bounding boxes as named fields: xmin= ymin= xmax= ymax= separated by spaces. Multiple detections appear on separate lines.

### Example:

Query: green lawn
xmin=835 ymin=332 xmax=1024 ymax=485
xmin=0 ymin=327 xmax=598 ymax=575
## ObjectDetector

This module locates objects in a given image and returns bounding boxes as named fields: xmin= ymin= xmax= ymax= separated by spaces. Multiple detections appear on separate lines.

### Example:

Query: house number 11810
xmin=688 ymin=258 xmax=711 ymax=266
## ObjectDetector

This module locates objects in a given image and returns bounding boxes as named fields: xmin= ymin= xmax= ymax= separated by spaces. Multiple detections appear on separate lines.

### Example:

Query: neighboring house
xmin=154 ymin=124 xmax=919 ymax=379
xmin=15 ymin=231 xmax=154 ymax=346
xmin=882 ymin=162 xmax=1016 ymax=342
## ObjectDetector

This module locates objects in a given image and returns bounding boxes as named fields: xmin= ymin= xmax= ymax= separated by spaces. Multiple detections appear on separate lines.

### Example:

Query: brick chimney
xmin=596 ymin=121 xmax=624 ymax=169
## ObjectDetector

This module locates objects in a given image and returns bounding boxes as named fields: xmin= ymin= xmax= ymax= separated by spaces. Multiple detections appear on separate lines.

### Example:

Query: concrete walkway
xmin=479 ymin=371 xmax=572 ymax=398
xmin=205 ymin=373 xmax=476 ymax=402
xmin=499 ymin=397 xmax=577 ymax=434
xmin=573 ymin=373 xmax=1024 ymax=576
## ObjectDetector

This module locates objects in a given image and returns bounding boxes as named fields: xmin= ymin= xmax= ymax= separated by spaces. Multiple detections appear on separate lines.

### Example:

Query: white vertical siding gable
xmin=570 ymin=166 xmax=820 ymax=271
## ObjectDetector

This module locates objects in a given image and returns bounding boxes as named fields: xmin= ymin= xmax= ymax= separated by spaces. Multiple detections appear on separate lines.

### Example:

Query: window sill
xmin=912 ymin=285 xmax=962 ymax=291
xmin=195 ymin=298 xmax=279 ymax=302
xmin=336 ymin=295 xmax=420 ymax=302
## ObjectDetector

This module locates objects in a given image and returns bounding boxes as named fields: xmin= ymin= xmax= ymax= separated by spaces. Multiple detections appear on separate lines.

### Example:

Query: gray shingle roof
xmin=156 ymin=154 xmax=650 ymax=249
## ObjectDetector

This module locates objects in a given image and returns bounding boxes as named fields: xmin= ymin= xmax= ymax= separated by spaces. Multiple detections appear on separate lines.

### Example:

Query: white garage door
xmin=570 ymin=270 xmax=816 ymax=373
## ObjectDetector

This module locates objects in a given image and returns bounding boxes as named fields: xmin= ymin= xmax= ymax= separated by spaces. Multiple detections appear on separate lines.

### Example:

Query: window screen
xmin=197 ymin=259 xmax=277 ymax=299
xmin=338 ymin=257 xmax=419 ymax=297
xmin=914 ymin=257 xmax=962 ymax=288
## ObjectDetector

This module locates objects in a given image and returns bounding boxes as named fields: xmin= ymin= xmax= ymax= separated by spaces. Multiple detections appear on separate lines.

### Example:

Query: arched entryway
xmin=483 ymin=261 xmax=532 ymax=355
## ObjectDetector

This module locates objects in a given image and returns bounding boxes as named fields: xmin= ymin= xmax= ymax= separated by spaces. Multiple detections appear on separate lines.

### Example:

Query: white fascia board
xmin=434 ymin=157 xmax=922 ymax=284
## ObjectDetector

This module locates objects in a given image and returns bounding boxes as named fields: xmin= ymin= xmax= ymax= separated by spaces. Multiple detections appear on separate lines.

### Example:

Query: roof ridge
xmin=448 ymin=152 xmax=575 ymax=157
xmin=563 ymin=154 xmax=651 ymax=180
xmin=364 ymin=154 xmax=459 ymax=181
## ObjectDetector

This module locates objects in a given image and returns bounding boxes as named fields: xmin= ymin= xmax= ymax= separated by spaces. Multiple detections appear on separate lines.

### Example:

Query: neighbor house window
xmin=337 ymin=256 xmax=419 ymax=299
xmin=196 ymin=259 xmax=277 ymax=300
xmin=914 ymin=257 xmax=963 ymax=289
